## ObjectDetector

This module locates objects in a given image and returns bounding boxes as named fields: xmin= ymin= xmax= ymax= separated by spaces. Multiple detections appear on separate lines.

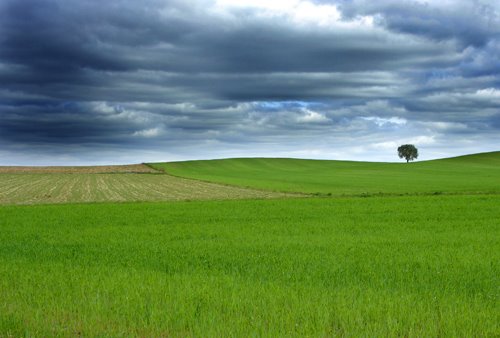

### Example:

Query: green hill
xmin=149 ymin=151 xmax=500 ymax=196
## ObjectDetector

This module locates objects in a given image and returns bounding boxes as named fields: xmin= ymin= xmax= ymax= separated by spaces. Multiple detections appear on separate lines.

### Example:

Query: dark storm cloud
xmin=332 ymin=0 xmax=500 ymax=47
xmin=0 ymin=0 xmax=458 ymax=77
xmin=0 ymin=0 xmax=499 ymax=164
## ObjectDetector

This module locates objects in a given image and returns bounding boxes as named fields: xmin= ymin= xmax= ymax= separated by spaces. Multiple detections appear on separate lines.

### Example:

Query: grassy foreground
xmin=151 ymin=151 xmax=500 ymax=196
xmin=1 ymin=196 xmax=498 ymax=336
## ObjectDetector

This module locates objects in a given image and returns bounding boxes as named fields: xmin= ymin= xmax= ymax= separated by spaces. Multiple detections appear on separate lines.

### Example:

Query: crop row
xmin=0 ymin=173 xmax=291 ymax=204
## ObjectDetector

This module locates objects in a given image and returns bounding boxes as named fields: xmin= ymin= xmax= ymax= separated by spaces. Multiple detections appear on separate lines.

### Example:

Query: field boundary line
xmin=143 ymin=163 xmax=310 ymax=197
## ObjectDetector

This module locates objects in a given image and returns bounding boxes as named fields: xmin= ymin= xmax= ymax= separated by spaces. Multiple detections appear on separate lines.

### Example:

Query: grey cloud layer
xmin=335 ymin=0 xmax=499 ymax=45
xmin=0 ymin=0 xmax=498 ymax=164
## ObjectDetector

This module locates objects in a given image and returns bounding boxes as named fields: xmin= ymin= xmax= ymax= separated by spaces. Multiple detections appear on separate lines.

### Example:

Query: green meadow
xmin=151 ymin=151 xmax=500 ymax=196
xmin=0 ymin=152 xmax=499 ymax=336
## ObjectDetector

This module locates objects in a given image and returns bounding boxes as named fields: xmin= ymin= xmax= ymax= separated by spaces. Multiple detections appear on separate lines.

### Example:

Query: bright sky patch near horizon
xmin=0 ymin=0 xmax=499 ymax=165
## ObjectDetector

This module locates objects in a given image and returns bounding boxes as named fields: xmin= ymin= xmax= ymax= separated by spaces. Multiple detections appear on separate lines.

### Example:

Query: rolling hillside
xmin=0 ymin=153 xmax=498 ymax=335
xmin=150 ymin=151 xmax=500 ymax=196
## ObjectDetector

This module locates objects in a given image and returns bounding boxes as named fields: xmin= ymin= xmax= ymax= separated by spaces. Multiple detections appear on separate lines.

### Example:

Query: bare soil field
xmin=0 ymin=173 xmax=291 ymax=205
xmin=0 ymin=164 xmax=159 ymax=174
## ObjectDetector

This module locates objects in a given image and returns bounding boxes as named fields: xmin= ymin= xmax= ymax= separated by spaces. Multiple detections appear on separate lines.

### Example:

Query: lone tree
xmin=398 ymin=144 xmax=418 ymax=163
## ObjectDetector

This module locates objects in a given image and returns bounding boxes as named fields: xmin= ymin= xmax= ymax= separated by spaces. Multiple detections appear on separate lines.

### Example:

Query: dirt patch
xmin=0 ymin=164 xmax=160 ymax=174
xmin=0 ymin=173 xmax=297 ymax=205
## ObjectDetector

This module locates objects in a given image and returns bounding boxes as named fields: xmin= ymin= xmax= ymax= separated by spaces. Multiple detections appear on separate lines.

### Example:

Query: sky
xmin=0 ymin=0 xmax=499 ymax=165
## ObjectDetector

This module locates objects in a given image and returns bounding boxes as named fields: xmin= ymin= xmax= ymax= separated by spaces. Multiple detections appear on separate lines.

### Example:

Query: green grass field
xmin=1 ymin=196 xmax=498 ymax=336
xmin=0 ymin=152 xmax=499 ymax=336
xmin=151 ymin=151 xmax=500 ymax=196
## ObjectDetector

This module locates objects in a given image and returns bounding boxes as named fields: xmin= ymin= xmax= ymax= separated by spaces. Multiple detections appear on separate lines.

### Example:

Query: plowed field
xmin=0 ymin=173 xmax=291 ymax=204
xmin=0 ymin=164 xmax=158 ymax=174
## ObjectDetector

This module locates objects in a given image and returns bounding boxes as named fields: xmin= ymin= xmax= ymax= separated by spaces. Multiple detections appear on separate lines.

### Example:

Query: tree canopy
xmin=398 ymin=144 xmax=418 ymax=163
